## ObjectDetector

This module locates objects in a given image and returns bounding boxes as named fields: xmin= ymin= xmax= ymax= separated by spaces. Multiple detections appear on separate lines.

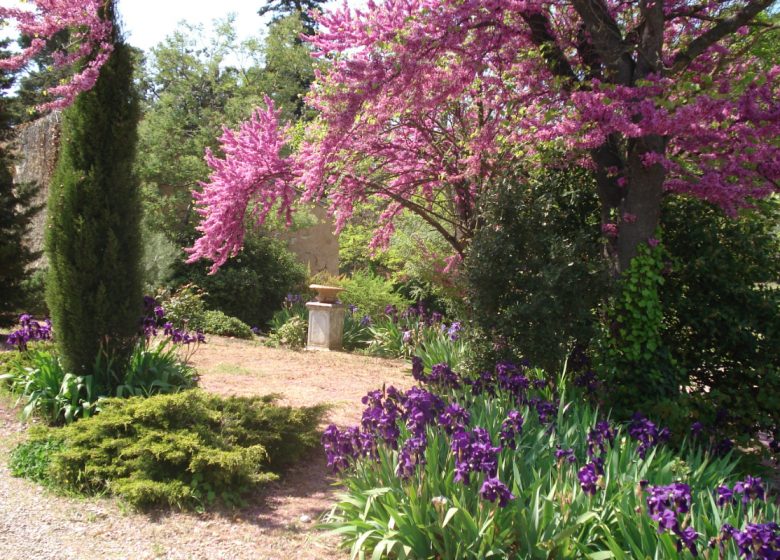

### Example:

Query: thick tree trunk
xmin=592 ymin=133 xmax=665 ymax=275
xmin=617 ymin=134 xmax=666 ymax=271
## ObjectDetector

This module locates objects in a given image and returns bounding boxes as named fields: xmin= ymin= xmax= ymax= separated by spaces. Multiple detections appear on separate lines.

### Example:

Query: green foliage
xmin=339 ymin=207 xmax=463 ymax=316
xmin=465 ymin=169 xmax=608 ymax=373
xmin=173 ymin=235 xmax=306 ymax=328
xmin=365 ymin=313 xmax=470 ymax=369
xmin=336 ymin=269 xmax=410 ymax=320
xmin=269 ymin=316 xmax=307 ymax=349
xmin=18 ymin=390 xmax=325 ymax=509
xmin=0 ymin=349 xmax=99 ymax=424
xmin=160 ymin=284 xmax=252 ymax=338
xmin=0 ymin=179 xmax=41 ymax=326
xmin=258 ymin=0 xmax=328 ymax=36
xmin=139 ymin=224 xmax=180 ymax=292
xmin=324 ymin=367 xmax=777 ymax=559
xmin=342 ymin=311 xmax=373 ymax=351
xmin=0 ymin=46 xmax=42 ymax=326
xmin=0 ymin=337 xmax=197 ymax=424
xmin=45 ymin=28 xmax=143 ymax=375
xmin=260 ymin=14 xmax=318 ymax=119
xmin=19 ymin=267 xmax=49 ymax=318
xmin=9 ymin=431 xmax=65 ymax=484
xmin=200 ymin=310 xmax=253 ymax=339
xmin=161 ymin=284 xmax=208 ymax=329
xmin=136 ymin=18 xmax=265 ymax=244
xmin=115 ymin=339 xmax=198 ymax=397
xmin=268 ymin=296 xmax=308 ymax=333
xmin=596 ymin=241 xmax=681 ymax=420
xmin=660 ymin=196 xmax=780 ymax=445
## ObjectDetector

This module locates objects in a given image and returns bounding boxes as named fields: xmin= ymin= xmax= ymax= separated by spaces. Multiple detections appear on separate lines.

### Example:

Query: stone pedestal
xmin=306 ymin=301 xmax=345 ymax=351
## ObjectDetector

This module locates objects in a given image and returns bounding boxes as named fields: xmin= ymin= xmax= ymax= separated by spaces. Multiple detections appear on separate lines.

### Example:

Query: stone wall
xmin=11 ymin=111 xmax=340 ymax=276
xmin=13 ymin=111 xmax=62 ymax=269
xmin=277 ymin=203 xmax=340 ymax=276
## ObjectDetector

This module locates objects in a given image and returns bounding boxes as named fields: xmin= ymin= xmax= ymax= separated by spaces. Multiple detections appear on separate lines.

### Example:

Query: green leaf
xmin=442 ymin=507 xmax=459 ymax=528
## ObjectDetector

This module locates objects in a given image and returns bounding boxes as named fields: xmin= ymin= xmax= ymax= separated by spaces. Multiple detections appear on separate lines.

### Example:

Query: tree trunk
xmin=617 ymin=134 xmax=666 ymax=272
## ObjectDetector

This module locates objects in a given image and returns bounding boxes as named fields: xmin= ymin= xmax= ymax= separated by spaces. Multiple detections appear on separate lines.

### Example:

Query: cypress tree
xmin=0 ymin=41 xmax=41 ymax=326
xmin=45 ymin=2 xmax=142 ymax=378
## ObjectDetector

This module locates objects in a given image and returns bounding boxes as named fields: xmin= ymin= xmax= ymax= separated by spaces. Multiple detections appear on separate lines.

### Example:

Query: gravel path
xmin=0 ymin=339 xmax=411 ymax=560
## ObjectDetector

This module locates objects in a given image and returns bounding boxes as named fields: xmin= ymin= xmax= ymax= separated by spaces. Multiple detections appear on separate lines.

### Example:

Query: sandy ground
xmin=0 ymin=337 xmax=411 ymax=560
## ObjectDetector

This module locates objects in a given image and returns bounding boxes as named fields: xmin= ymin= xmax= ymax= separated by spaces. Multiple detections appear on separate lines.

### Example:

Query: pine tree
xmin=45 ymin=2 xmax=142 ymax=378
xmin=258 ymin=0 xmax=327 ymax=36
xmin=0 ymin=41 xmax=41 ymax=326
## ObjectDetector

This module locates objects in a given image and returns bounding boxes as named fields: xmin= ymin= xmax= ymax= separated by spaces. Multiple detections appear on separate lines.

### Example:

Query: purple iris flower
xmin=733 ymin=476 xmax=765 ymax=504
xmin=439 ymin=403 xmax=470 ymax=435
xmin=587 ymin=421 xmax=616 ymax=458
xmin=555 ymin=447 xmax=576 ymax=463
xmin=499 ymin=410 xmax=524 ymax=450
xmin=716 ymin=485 xmax=734 ymax=507
xmin=628 ymin=414 xmax=670 ymax=458
xmin=479 ymin=477 xmax=515 ymax=507
xmin=578 ymin=462 xmax=600 ymax=496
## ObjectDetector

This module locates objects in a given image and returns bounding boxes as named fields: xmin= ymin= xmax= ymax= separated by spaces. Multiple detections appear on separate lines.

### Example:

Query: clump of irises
xmin=645 ymin=483 xmax=698 ymax=555
xmin=324 ymin=356 xmax=778 ymax=558
xmin=628 ymin=413 xmax=670 ymax=458
xmin=6 ymin=314 xmax=52 ymax=351
xmin=717 ymin=522 xmax=780 ymax=559
xmin=142 ymin=295 xmax=205 ymax=346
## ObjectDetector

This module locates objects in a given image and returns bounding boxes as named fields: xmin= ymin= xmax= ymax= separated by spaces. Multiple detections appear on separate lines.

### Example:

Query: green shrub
xmin=18 ymin=390 xmax=325 ymax=510
xmin=140 ymin=226 xmax=180 ymax=293
xmin=268 ymin=295 xmax=308 ymax=333
xmin=595 ymin=241 xmax=682 ymax=422
xmin=19 ymin=268 xmax=48 ymax=318
xmin=1 ymin=338 xmax=197 ymax=424
xmin=199 ymin=310 xmax=253 ymax=339
xmin=342 ymin=310 xmax=372 ymax=351
xmin=659 ymin=196 xmax=780 ymax=446
xmin=162 ymin=283 xmax=208 ymax=329
xmin=465 ymin=168 xmax=608 ymax=373
xmin=366 ymin=311 xmax=469 ymax=368
xmin=0 ymin=177 xmax=41 ymax=326
xmin=172 ymin=235 xmax=307 ymax=328
xmin=337 ymin=269 xmax=410 ymax=320
xmin=269 ymin=316 xmax=307 ymax=349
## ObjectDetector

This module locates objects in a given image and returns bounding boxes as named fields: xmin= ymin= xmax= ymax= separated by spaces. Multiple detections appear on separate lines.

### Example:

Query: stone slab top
xmin=309 ymin=284 xmax=345 ymax=304
xmin=306 ymin=301 xmax=345 ymax=309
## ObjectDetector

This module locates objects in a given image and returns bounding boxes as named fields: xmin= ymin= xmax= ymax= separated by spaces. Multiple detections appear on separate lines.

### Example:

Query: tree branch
xmin=571 ymin=0 xmax=634 ymax=85
xmin=519 ymin=11 xmax=578 ymax=83
xmin=669 ymin=0 xmax=775 ymax=74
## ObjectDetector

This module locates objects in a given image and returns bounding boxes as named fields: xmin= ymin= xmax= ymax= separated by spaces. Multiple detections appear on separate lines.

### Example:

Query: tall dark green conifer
xmin=0 ymin=41 xmax=41 ymax=326
xmin=46 ymin=2 xmax=142 ymax=377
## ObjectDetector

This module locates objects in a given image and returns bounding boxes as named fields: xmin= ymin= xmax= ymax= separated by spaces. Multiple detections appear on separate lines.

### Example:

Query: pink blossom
xmin=0 ymin=0 xmax=113 ymax=111
xmin=186 ymin=0 xmax=779 ymax=271
xmin=602 ymin=223 xmax=619 ymax=238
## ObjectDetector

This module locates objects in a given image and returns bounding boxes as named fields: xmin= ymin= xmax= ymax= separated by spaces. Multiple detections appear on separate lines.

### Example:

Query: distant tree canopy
xmin=0 ymin=41 xmax=41 ymax=324
xmin=258 ymin=0 xmax=327 ymax=35
xmin=136 ymin=15 xmax=314 ymax=244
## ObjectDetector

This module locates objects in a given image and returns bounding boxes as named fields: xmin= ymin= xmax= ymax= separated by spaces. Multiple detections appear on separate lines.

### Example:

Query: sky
xmin=117 ymin=1 xmax=271 ymax=52
xmin=117 ymin=1 xmax=369 ymax=54
xmin=3 ymin=1 xmax=367 ymax=55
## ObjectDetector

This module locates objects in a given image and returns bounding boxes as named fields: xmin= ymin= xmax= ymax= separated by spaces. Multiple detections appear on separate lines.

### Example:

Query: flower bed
xmin=321 ymin=359 xmax=778 ymax=559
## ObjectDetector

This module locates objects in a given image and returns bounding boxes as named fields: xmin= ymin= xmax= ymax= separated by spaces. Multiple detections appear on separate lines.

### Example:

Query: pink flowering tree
xmin=188 ymin=0 xmax=780 ymax=275
xmin=0 ymin=0 xmax=113 ymax=111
